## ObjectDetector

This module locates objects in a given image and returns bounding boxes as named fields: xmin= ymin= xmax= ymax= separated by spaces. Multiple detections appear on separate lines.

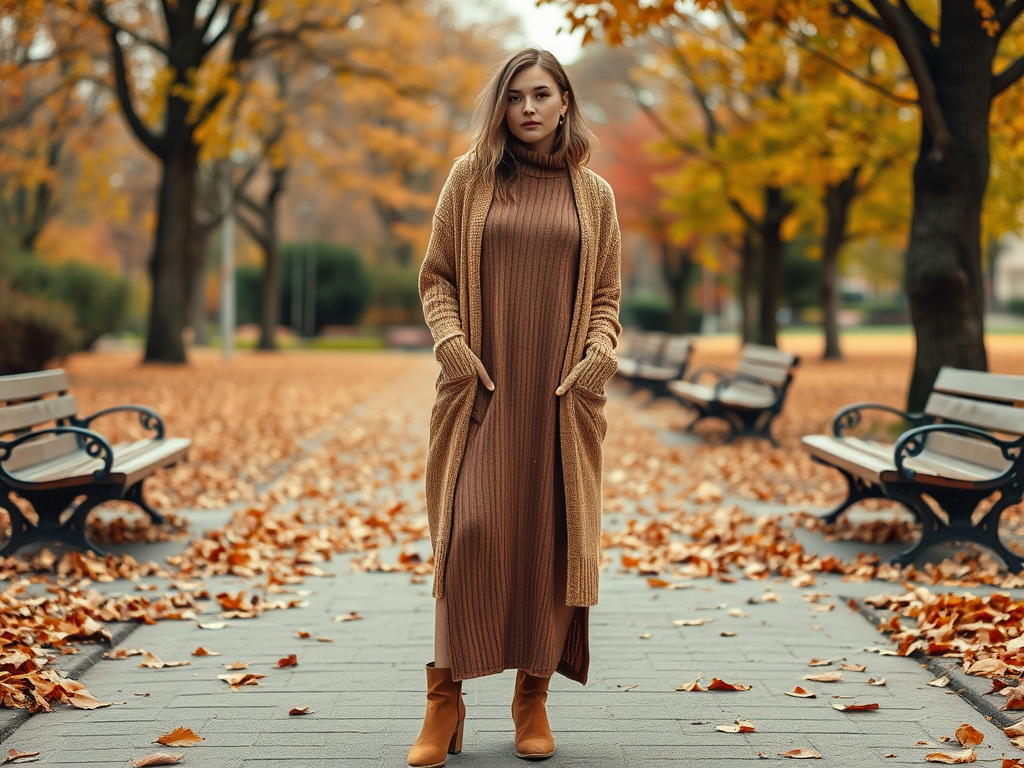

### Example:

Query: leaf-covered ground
xmin=3 ymin=338 xmax=1024 ymax=722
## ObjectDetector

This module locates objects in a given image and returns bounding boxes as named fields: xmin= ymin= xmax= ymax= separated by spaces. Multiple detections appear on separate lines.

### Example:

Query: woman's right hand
xmin=435 ymin=335 xmax=494 ymax=391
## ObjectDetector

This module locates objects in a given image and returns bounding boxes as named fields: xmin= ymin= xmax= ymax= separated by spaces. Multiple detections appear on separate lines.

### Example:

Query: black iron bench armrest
xmin=893 ymin=424 xmax=1024 ymax=485
xmin=70 ymin=405 xmax=165 ymax=440
xmin=832 ymin=403 xmax=930 ymax=437
xmin=0 ymin=426 xmax=115 ymax=484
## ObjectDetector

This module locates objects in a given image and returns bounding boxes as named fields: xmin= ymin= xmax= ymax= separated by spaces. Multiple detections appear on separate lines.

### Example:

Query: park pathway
xmin=2 ymin=354 xmax=1022 ymax=767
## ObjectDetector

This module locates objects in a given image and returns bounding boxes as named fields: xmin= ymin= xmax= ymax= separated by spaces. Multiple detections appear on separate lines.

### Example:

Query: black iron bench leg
xmin=819 ymin=469 xmax=888 ymax=524
xmin=125 ymin=478 xmax=166 ymax=525
xmin=0 ymin=487 xmax=112 ymax=557
xmin=886 ymin=484 xmax=1024 ymax=573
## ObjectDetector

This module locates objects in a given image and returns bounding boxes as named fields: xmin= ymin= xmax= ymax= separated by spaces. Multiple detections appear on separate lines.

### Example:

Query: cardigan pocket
xmin=469 ymin=384 xmax=492 ymax=425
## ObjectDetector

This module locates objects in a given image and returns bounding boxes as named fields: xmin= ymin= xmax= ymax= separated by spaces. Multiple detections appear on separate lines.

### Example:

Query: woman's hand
xmin=474 ymin=353 xmax=495 ymax=391
xmin=435 ymin=335 xmax=494 ymax=391
xmin=555 ymin=345 xmax=617 ymax=396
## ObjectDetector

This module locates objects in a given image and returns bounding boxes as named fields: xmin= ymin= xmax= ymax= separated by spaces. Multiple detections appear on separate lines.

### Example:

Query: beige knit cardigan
xmin=419 ymin=153 xmax=622 ymax=608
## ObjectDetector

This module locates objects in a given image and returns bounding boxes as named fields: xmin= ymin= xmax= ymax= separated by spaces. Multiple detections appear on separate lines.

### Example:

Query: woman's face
xmin=504 ymin=64 xmax=568 ymax=155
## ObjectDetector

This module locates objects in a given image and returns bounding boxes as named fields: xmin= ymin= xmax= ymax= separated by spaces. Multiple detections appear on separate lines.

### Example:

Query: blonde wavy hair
xmin=469 ymin=48 xmax=593 ymax=203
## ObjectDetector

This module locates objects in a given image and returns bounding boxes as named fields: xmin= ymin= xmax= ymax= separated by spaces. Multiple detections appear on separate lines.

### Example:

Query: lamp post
xmin=294 ymin=202 xmax=311 ymax=336
xmin=219 ymin=158 xmax=239 ymax=361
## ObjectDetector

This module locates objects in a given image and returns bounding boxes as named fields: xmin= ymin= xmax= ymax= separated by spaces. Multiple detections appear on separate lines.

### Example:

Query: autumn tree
xmin=69 ymin=0 xmax=371 ymax=363
xmin=555 ymin=0 xmax=1024 ymax=408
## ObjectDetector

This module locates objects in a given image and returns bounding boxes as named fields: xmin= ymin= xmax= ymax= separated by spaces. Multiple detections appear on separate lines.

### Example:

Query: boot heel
xmin=448 ymin=715 xmax=464 ymax=755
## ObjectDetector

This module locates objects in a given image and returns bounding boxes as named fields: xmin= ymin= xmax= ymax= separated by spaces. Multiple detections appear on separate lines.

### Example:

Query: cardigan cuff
xmin=434 ymin=335 xmax=478 ymax=379
xmin=574 ymin=346 xmax=618 ymax=394
xmin=565 ymin=555 xmax=600 ymax=607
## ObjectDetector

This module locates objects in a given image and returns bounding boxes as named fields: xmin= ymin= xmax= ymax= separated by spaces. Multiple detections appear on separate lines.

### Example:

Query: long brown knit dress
xmin=444 ymin=141 xmax=590 ymax=684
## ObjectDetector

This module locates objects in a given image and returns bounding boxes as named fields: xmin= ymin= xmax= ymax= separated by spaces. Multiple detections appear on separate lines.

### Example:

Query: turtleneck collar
xmin=508 ymin=139 xmax=568 ymax=179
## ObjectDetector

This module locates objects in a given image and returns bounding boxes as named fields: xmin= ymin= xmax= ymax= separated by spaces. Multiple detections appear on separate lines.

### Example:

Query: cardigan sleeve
xmin=585 ymin=180 xmax=623 ymax=354
xmin=418 ymin=164 xmax=478 ymax=379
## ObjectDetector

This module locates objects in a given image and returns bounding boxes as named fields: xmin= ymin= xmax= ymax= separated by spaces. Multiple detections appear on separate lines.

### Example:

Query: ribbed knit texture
xmin=419 ymin=146 xmax=622 ymax=612
xmin=444 ymin=142 xmax=588 ymax=684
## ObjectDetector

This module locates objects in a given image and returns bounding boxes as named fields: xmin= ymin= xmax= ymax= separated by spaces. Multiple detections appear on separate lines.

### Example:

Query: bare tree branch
xmin=897 ymin=0 xmax=935 ymax=48
xmin=993 ymin=53 xmax=1024 ymax=96
xmin=90 ymin=2 xmax=171 ymax=58
xmin=831 ymin=0 xmax=890 ymax=33
xmin=999 ymin=0 xmax=1024 ymax=30
xmin=93 ymin=3 xmax=165 ymax=157
xmin=866 ymin=0 xmax=951 ymax=160
xmin=795 ymin=37 xmax=919 ymax=105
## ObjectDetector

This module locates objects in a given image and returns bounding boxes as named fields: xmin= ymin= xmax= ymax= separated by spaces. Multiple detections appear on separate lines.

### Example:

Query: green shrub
xmin=621 ymin=294 xmax=702 ymax=332
xmin=280 ymin=242 xmax=371 ymax=330
xmin=10 ymin=257 xmax=129 ymax=347
xmin=235 ymin=265 xmax=263 ymax=326
xmin=1007 ymin=297 xmax=1024 ymax=317
xmin=0 ymin=284 xmax=82 ymax=374
xmin=368 ymin=265 xmax=423 ymax=325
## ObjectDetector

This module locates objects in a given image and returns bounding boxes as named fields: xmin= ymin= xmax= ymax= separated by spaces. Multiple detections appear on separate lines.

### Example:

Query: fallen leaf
xmin=639 ymin=633 xmax=651 ymax=640
xmin=646 ymin=578 xmax=671 ymax=588
xmin=332 ymin=612 xmax=363 ymax=622
xmin=132 ymin=754 xmax=185 ymax=767
xmin=676 ymin=677 xmax=706 ymax=692
xmin=925 ymin=749 xmax=977 ymax=764
xmin=277 ymin=654 xmax=298 ymax=668
xmin=222 ymin=662 xmax=248 ymax=670
xmin=804 ymin=671 xmax=842 ymax=683
xmin=867 ymin=677 xmax=887 ymax=686
xmin=720 ymin=631 xmax=737 ymax=637
xmin=1005 ymin=724 xmax=1024 ymax=738
xmin=4 ymin=750 xmax=40 ymax=764
xmin=955 ymin=724 xmax=984 ymax=748
xmin=618 ymin=684 xmax=638 ymax=692
xmin=840 ymin=663 xmax=866 ymax=672
xmin=929 ymin=675 xmax=951 ymax=688
xmin=138 ymin=653 xmax=189 ymax=669
xmin=716 ymin=718 xmax=755 ymax=733
xmin=885 ymin=754 xmax=897 ymax=759
xmin=67 ymin=691 xmax=120 ymax=709
xmin=197 ymin=622 xmax=228 ymax=630
xmin=831 ymin=702 xmax=879 ymax=712
xmin=296 ymin=630 xmax=311 ymax=639
xmin=288 ymin=707 xmax=312 ymax=716
xmin=1000 ymin=759 xmax=1024 ymax=767
xmin=191 ymin=647 xmax=219 ymax=657
xmin=784 ymin=686 xmax=816 ymax=698
xmin=807 ymin=658 xmax=833 ymax=667
xmin=708 ymin=678 xmax=752 ymax=691
xmin=315 ymin=637 xmax=333 ymax=643
xmin=728 ymin=609 xmax=748 ymax=618
xmin=217 ymin=673 xmax=265 ymax=690
xmin=672 ymin=618 xmax=712 ymax=626
xmin=778 ymin=748 xmax=822 ymax=759
xmin=104 ymin=648 xmax=145 ymax=660
xmin=1006 ymin=699 xmax=1024 ymax=711
xmin=155 ymin=728 xmax=203 ymax=747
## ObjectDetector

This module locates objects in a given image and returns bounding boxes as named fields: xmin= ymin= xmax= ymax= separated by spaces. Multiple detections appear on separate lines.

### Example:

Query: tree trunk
xmin=757 ymin=186 xmax=790 ymax=348
xmin=143 ymin=141 xmax=198 ymax=364
xmin=661 ymin=241 xmax=694 ymax=334
xmin=904 ymin=10 xmax=992 ymax=410
xmin=740 ymin=228 xmax=758 ymax=343
xmin=258 ymin=167 xmax=286 ymax=351
xmin=820 ymin=169 xmax=860 ymax=360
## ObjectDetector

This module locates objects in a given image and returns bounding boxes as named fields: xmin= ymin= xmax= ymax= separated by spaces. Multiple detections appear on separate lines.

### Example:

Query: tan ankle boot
xmin=408 ymin=663 xmax=465 ymax=768
xmin=512 ymin=670 xmax=555 ymax=760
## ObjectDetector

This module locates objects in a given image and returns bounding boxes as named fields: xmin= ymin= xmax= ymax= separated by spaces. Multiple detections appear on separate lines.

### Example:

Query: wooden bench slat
xmin=802 ymin=435 xmax=887 ymax=484
xmin=740 ymin=344 xmax=797 ymax=368
xmin=719 ymin=385 xmax=776 ymax=410
xmin=119 ymin=439 xmax=190 ymax=486
xmin=12 ymin=439 xmax=190 ymax=489
xmin=844 ymin=437 xmax=1001 ymax=482
xmin=616 ymin=359 xmax=642 ymax=378
xmin=14 ymin=439 xmax=160 ymax=483
xmin=933 ymin=367 xmax=1024 ymax=405
xmin=667 ymin=380 xmax=716 ymax=406
xmin=0 ymin=395 xmax=79 ymax=435
xmin=736 ymin=360 xmax=791 ymax=386
xmin=0 ymin=370 xmax=70 ymax=404
xmin=925 ymin=432 xmax=1013 ymax=473
xmin=4 ymin=434 xmax=80 ymax=473
xmin=925 ymin=392 xmax=1024 ymax=435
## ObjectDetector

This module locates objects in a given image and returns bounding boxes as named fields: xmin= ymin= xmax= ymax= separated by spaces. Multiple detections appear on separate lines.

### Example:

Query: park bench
xmin=667 ymin=343 xmax=800 ymax=444
xmin=0 ymin=369 xmax=190 ymax=556
xmin=802 ymin=367 xmax=1024 ymax=572
xmin=616 ymin=332 xmax=694 ymax=398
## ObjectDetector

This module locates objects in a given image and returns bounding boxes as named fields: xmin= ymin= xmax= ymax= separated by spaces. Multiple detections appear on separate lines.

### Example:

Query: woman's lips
xmin=521 ymin=121 xmax=540 ymax=128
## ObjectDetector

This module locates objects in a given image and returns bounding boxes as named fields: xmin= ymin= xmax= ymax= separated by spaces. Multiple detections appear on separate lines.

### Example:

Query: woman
xmin=411 ymin=47 xmax=621 ymax=768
